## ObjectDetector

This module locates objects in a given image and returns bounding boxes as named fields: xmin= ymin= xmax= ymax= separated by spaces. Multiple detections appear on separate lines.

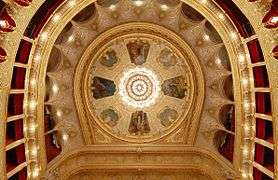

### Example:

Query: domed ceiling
xmin=43 ymin=0 xmax=236 ymax=178
xmin=78 ymin=22 xmax=204 ymax=143
xmin=0 ymin=0 xmax=277 ymax=180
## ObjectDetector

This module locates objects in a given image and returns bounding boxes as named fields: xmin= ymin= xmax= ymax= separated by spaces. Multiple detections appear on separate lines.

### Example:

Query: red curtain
xmin=11 ymin=67 xmax=26 ymax=89
xmin=13 ymin=96 xmax=26 ymax=180
xmin=15 ymin=40 xmax=32 ymax=64
xmin=7 ymin=67 xmax=26 ymax=179
xmin=213 ymin=0 xmax=255 ymax=38
xmin=253 ymin=67 xmax=269 ymax=88
xmin=24 ymin=0 xmax=65 ymax=38
xmin=247 ymin=39 xmax=264 ymax=63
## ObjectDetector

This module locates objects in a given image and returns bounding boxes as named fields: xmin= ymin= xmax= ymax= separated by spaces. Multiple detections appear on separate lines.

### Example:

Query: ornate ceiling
xmin=0 ymin=0 xmax=277 ymax=180
xmin=75 ymin=22 xmax=205 ymax=144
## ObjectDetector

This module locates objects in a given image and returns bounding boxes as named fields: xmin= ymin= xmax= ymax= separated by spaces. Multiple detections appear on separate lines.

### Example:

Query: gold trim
xmin=7 ymin=114 xmax=25 ymax=123
xmin=254 ymin=138 xmax=274 ymax=150
xmin=46 ymin=146 xmax=237 ymax=180
xmin=74 ymin=22 xmax=205 ymax=144
xmin=253 ymin=161 xmax=274 ymax=179
xmin=6 ymin=162 xmax=28 ymax=179
xmin=0 ymin=0 xmax=276 ymax=179
xmin=5 ymin=138 xmax=26 ymax=151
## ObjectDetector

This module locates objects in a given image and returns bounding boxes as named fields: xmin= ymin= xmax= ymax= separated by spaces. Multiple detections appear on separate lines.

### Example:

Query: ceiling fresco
xmin=0 ymin=0 xmax=277 ymax=179
xmin=87 ymin=33 xmax=195 ymax=142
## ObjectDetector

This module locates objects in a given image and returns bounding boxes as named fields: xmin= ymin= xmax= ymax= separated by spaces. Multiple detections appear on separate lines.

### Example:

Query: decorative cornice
xmin=0 ymin=0 xmax=276 ymax=179
xmin=45 ymin=145 xmax=237 ymax=180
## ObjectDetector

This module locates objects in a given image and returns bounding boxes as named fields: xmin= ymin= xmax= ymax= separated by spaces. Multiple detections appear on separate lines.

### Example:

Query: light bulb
xmin=34 ymin=54 xmax=41 ymax=62
xmin=30 ymin=78 xmax=37 ymax=87
xmin=56 ymin=110 xmax=63 ymax=117
xmin=242 ymin=147 xmax=249 ymax=156
xmin=29 ymin=123 xmax=37 ymax=134
xmin=134 ymin=0 xmax=144 ymax=6
xmin=160 ymin=5 xmax=169 ymax=11
xmin=203 ymin=34 xmax=210 ymax=41
xmin=62 ymin=133 xmax=69 ymax=141
xmin=40 ymin=32 xmax=48 ymax=41
xmin=52 ymin=14 xmax=61 ymax=22
xmin=239 ymin=54 xmax=245 ymax=63
xmin=68 ymin=35 xmax=75 ymax=43
xmin=109 ymin=4 xmax=117 ymax=11
xmin=52 ymin=83 xmax=59 ymax=94
xmin=270 ymin=16 xmax=278 ymax=24
xmin=218 ymin=13 xmax=225 ymax=20
xmin=29 ymin=100 xmax=37 ymax=110
xmin=230 ymin=31 xmax=237 ymax=40
xmin=31 ymin=146 xmax=38 ymax=157
xmin=0 ymin=20 xmax=7 ymax=28
xmin=242 ymin=78 xmax=249 ymax=87
xmin=68 ymin=0 xmax=76 ymax=7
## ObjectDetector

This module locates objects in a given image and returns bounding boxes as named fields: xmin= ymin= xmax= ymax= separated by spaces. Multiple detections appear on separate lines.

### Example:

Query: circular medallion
xmin=119 ymin=67 xmax=160 ymax=109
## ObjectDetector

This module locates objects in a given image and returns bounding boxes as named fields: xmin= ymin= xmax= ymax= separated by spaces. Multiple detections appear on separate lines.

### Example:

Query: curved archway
xmin=0 ymin=0 xmax=276 ymax=179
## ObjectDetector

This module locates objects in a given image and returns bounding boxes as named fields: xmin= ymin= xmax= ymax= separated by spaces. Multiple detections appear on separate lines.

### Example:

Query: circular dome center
xmin=119 ymin=67 xmax=160 ymax=109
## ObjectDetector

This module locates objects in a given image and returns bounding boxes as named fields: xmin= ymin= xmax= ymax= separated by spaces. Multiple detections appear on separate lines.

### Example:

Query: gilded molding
xmin=230 ymin=1 xmax=278 ymax=178
xmin=0 ymin=0 xmax=276 ymax=179
xmin=74 ymin=22 xmax=205 ymax=144
xmin=45 ymin=146 xmax=237 ymax=180
xmin=0 ymin=89 xmax=9 ymax=179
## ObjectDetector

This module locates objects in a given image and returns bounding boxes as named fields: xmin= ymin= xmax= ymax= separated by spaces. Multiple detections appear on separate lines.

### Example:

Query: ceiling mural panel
xmin=0 ymin=0 xmax=277 ymax=179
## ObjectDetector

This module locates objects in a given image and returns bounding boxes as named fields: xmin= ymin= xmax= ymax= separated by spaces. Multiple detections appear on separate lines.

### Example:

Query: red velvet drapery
xmin=24 ymin=0 xmax=65 ymax=39
xmin=16 ymin=40 xmax=32 ymax=64
xmin=247 ymin=39 xmax=264 ymax=63
xmin=7 ymin=94 xmax=26 ymax=179
xmin=213 ymin=0 xmax=255 ymax=38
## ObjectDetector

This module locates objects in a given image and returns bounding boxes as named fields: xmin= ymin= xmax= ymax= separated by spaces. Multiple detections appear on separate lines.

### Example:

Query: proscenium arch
xmin=68 ymin=169 xmax=215 ymax=180
xmin=0 ymin=0 xmax=273 ymax=178
xmin=28 ymin=0 xmax=253 ymax=176
xmin=45 ymin=146 xmax=237 ymax=180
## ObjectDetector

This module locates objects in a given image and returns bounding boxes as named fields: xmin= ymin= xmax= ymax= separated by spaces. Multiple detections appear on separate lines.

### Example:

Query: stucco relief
xmin=45 ymin=146 xmax=236 ymax=180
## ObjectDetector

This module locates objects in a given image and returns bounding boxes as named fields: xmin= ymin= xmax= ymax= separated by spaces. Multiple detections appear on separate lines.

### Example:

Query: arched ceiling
xmin=0 ymin=0 xmax=277 ymax=180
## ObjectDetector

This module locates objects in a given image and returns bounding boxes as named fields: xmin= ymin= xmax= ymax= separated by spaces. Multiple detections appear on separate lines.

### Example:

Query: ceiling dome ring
xmin=74 ymin=22 xmax=205 ymax=144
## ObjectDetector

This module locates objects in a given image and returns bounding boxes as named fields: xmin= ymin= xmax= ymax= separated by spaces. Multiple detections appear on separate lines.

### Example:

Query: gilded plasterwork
xmin=75 ymin=22 xmax=204 ymax=144
xmin=29 ymin=0 xmax=251 ymax=178
xmin=70 ymin=171 xmax=213 ymax=180
xmin=45 ymin=146 xmax=236 ymax=180
xmin=0 ymin=0 xmax=277 ymax=179
xmin=19 ymin=0 xmax=245 ymax=178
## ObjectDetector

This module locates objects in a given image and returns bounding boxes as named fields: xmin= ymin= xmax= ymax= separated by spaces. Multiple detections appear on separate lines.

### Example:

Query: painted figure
xmin=162 ymin=76 xmax=187 ymax=99
xmin=127 ymin=40 xmax=150 ymax=65
xmin=129 ymin=111 xmax=150 ymax=135
xmin=159 ymin=107 xmax=178 ymax=127
xmin=158 ymin=49 xmax=178 ymax=68
xmin=100 ymin=50 xmax=118 ymax=67
xmin=101 ymin=108 xmax=119 ymax=127
xmin=91 ymin=76 xmax=116 ymax=99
